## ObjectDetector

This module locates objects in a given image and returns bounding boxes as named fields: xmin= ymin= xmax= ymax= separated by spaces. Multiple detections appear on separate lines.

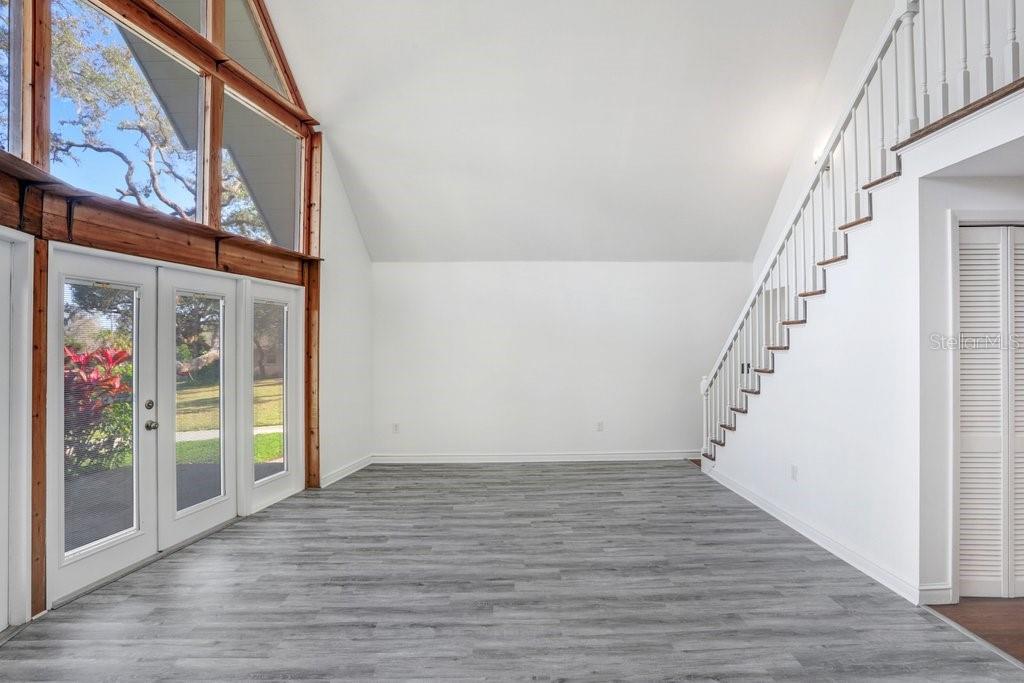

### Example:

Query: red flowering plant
xmin=63 ymin=347 xmax=134 ymax=475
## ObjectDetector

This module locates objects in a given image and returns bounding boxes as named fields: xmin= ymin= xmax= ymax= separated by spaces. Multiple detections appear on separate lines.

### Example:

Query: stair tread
xmin=720 ymin=423 xmax=735 ymax=431
xmin=799 ymin=289 xmax=826 ymax=297
xmin=710 ymin=438 xmax=725 ymax=447
xmin=753 ymin=367 xmax=774 ymax=374
xmin=702 ymin=451 xmax=717 ymax=461
xmin=766 ymin=345 xmax=789 ymax=351
xmin=782 ymin=319 xmax=807 ymax=325
xmin=838 ymin=215 xmax=872 ymax=231
xmin=816 ymin=254 xmax=848 ymax=267
xmin=862 ymin=170 xmax=901 ymax=190
xmin=730 ymin=406 xmax=747 ymax=414
xmin=740 ymin=388 xmax=760 ymax=395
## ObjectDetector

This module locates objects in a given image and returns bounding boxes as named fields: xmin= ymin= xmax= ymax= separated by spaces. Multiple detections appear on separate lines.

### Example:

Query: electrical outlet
xmin=596 ymin=421 xmax=604 ymax=432
xmin=392 ymin=423 xmax=400 ymax=435
xmin=790 ymin=464 xmax=798 ymax=481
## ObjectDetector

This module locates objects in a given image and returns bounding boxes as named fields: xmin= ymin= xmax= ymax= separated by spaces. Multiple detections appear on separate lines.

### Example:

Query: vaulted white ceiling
xmin=268 ymin=0 xmax=852 ymax=261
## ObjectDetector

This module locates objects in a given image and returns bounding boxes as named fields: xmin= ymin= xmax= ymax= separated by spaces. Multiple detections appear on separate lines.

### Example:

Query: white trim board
xmin=320 ymin=455 xmax=375 ymax=488
xmin=707 ymin=468 xmax=920 ymax=604
xmin=919 ymin=583 xmax=954 ymax=605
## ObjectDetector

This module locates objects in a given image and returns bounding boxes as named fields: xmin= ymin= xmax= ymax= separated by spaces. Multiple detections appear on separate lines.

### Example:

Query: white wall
xmin=372 ymin=262 xmax=749 ymax=459
xmin=317 ymin=145 xmax=374 ymax=483
xmin=752 ymin=0 xmax=896 ymax=278
xmin=709 ymin=170 xmax=924 ymax=602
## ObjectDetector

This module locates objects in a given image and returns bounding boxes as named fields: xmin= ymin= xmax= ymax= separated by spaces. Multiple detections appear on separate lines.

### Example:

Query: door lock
xmin=145 ymin=420 xmax=159 ymax=431
xmin=145 ymin=399 xmax=155 ymax=410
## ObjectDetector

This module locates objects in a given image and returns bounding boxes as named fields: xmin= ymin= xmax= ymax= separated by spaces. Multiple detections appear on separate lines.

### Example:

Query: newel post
xmin=898 ymin=0 xmax=921 ymax=140
xmin=700 ymin=375 xmax=709 ymax=455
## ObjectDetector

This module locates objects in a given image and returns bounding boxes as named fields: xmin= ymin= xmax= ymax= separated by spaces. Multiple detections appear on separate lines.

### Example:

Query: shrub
xmin=64 ymin=347 xmax=134 ymax=475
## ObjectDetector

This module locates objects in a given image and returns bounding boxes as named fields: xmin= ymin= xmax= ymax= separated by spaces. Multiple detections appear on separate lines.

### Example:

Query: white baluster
xmin=892 ymin=36 xmax=901 ymax=161
xmin=840 ymin=128 xmax=850 ymax=225
xmin=898 ymin=1 xmax=921 ymax=138
xmin=876 ymin=55 xmax=888 ymax=176
xmin=1008 ymin=0 xmax=1020 ymax=83
xmin=797 ymin=210 xmax=805 ymax=298
xmin=938 ymin=0 xmax=950 ymax=115
xmin=982 ymin=0 xmax=994 ymax=94
xmin=961 ymin=0 xmax=971 ymax=105
xmin=920 ymin=0 xmax=931 ymax=125
xmin=852 ymin=96 xmax=864 ymax=217
xmin=828 ymin=153 xmax=837 ymax=258
xmin=863 ymin=81 xmax=873 ymax=183
xmin=809 ymin=184 xmax=818 ymax=289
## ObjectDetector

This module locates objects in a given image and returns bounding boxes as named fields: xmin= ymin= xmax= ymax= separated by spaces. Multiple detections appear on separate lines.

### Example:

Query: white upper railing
xmin=701 ymin=0 xmax=1024 ymax=460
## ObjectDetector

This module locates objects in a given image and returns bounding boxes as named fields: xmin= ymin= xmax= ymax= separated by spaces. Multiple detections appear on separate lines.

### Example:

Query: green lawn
xmin=175 ymin=378 xmax=284 ymax=432
xmin=176 ymin=432 xmax=285 ymax=464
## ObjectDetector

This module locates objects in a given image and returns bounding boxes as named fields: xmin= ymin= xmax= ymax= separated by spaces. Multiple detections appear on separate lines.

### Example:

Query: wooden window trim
xmin=21 ymin=0 xmax=320 ymax=252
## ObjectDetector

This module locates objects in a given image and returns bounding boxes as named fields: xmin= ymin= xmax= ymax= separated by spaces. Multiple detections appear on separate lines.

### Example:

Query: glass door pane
xmin=253 ymin=300 xmax=286 ymax=482
xmin=62 ymin=281 xmax=138 ymax=553
xmin=174 ymin=293 xmax=224 ymax=511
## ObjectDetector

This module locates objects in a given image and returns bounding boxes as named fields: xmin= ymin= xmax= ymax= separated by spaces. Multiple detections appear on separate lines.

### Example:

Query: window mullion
xmin=203 ymin=76 xmax=224 ymax=230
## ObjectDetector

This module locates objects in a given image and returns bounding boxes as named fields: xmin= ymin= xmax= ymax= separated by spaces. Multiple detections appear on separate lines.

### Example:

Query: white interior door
xmin=1011 ymin=227 xmax=1024 ymax=596
xmin=47 ymin=250 xmax=159 ymax=603
xmin=957 ymin=225 xmax=1024 ymax=598
xmin=156 ymin=268 xmax=239 ymax=549
xmin=246 ymin=280 xmax=305 ymax=513
xmin=0 ymin=238 xmax=11 ymax=631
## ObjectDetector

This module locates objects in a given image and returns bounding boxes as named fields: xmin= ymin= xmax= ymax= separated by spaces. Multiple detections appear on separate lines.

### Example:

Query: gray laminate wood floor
xmin=3 ymin=461 xmax=1022 ymax=680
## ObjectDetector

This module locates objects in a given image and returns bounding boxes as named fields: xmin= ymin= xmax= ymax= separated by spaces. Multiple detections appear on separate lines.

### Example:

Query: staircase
xmin=701 ymin=0 xmax=1024 ymax=462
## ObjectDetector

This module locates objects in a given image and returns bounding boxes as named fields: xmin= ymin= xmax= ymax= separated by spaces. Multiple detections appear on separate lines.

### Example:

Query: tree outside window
xmin=49 ymin=0 xmax=274 ymax=242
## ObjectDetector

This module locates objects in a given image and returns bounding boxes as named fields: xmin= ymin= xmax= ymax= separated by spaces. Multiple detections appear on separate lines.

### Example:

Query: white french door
xmin=246 ymin=280 xmax=305 ymax=513
xmin=956 ymin=225 xmax=1024 ymax=598
xmin=47 ymin=251 xmax=160 ymax=602
xmin=156 ymin=268 xmax=239 ymax=549
xmin=47 ymin=247 xmax=305 ymax=605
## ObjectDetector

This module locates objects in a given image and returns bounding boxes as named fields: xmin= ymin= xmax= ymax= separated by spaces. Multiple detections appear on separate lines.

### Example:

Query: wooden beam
xmin=29 ymin=0 xmax=50 ymax=169
xmin=202 ymin=77 xmax=225 ymax=229
xmin=208 ymin=0 xmax=225 ymax=47
xmin=304 ymin=259 xmax=320 ymax=489
xmin=303 ymin=132 xmax=323 ymax=257
xmin=31 ymin=237 xmax=47 ymax=617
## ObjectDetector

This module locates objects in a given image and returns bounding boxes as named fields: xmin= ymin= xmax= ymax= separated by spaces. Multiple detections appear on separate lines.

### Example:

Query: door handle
xmin=145 ymin=420 xmax=159 ymax=431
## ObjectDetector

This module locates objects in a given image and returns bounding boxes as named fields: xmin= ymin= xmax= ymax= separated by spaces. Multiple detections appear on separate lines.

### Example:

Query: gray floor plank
xmin=2 ymin=461 xmax=1021 ymax=680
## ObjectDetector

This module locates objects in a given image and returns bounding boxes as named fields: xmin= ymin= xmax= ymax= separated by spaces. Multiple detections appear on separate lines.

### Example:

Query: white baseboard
xmin=320 ymin=455 xmax=375 ymax=487
xmin=919 ymin=583 xmax=954 ymax=605
xmin=707 ymin=469 xmax=920 ymax=604
xmin=318 ymin=451 xmax=695 ymax=485
xmin=370 ymin=450 xmax=695 ymax=464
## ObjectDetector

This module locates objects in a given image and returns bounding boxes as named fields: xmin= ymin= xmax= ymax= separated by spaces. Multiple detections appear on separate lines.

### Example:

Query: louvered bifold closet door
xmin=1012 ymin=228 xmax=1024 ymax=597
xmin=958 ymin=226 xmax=1008 ymax=597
